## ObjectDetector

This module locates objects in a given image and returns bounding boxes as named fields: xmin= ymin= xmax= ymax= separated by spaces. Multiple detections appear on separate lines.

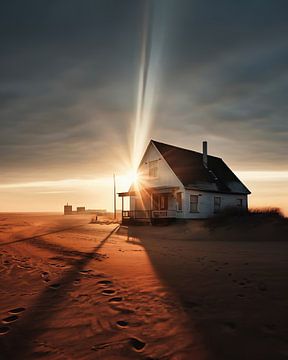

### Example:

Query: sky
xmin=0 ymin=0 xmax=287 ymax=214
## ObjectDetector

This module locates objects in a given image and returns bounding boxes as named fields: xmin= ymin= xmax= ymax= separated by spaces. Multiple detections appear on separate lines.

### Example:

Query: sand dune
xmin=0 ymin=214 xmax=287 ymax=359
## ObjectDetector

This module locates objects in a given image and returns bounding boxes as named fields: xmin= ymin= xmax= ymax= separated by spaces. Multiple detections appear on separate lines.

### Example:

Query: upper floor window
xmin=214 ymin=196 xmax=221 ymax=213
xmin=190 ymin=195 xmax=199 ymax=213
xmin=176 ymin=192 xmax=182 ymax=211
xmin=149 ymin=160 xmax=158 ymax=178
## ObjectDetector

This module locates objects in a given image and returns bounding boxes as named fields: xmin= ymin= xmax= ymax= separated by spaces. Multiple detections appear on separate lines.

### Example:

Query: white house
xmin=119 ymin=140 xmax=251 ymax=223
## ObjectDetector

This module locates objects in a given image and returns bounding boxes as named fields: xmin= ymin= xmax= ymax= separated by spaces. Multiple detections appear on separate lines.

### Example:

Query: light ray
xmin=131 ymin=0 xmax=168 ymax=171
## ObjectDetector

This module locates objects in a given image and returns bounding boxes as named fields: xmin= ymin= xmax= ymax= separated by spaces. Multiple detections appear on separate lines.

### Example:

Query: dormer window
xmin=149 ymin=160 xmax=158 ymax=178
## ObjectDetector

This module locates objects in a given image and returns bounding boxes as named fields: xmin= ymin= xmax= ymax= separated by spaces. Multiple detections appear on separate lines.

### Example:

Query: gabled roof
xmin=151 ymin=140 xmax=251 ymax=195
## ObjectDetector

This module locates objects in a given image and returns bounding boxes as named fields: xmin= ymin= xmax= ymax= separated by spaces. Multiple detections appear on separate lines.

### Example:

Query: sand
xmin=0 ymin=214 xmax=288 ymax=359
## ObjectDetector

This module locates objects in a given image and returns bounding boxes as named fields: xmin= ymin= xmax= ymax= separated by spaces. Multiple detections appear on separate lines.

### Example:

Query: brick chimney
xmin=203 ymin=141 xmax=208 ymax=168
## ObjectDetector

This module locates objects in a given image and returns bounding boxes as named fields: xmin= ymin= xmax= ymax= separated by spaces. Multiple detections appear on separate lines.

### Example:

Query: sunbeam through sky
xmin=131 ymin=0 xmax=169 ymax=169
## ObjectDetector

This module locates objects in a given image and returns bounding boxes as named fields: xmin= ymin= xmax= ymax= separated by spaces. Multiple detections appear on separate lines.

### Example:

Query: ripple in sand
xmin=0 ymin=326 xmax=10 ymax=335
xmin=9 ymin=307 xmax=26 ymax=314
xmin=129 ymin=337 xmax=146 ymax=351
xmin=2 ymin=315 xmax=18 ymax=323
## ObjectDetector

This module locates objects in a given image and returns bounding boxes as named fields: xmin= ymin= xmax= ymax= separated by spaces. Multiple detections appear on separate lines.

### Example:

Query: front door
xmin=152 ymin=194 xmax=168 ymax=210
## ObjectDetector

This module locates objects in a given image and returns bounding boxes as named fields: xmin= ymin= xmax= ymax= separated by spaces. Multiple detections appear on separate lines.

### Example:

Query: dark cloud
xmin=153 ymin=0 xmax=288 ymax=169
xmin=0 ymin=0 xmax=145 ymax=181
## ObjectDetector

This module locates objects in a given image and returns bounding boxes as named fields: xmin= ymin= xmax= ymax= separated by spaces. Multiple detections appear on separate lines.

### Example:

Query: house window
xmin=149 ymin=160 xmax=158 ymax=178
xmin=160 ymin=195 xmax=165 ymax=210
xmin=176 ymin=192 xmax=182 ymax=211
xmin=190 ymin=195 xmax=199 ymax=213
xmin=214 ymin=196 xmax=221 ymax=213
xmin=237 ymin=199 xmax=243 ymax=208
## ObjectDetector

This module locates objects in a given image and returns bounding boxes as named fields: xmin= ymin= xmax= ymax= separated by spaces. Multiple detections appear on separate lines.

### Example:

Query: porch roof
xmin=118 ymin=191 xmax=136 ymax=197
xmin=118 ymin=186 xmax=179 ymax=197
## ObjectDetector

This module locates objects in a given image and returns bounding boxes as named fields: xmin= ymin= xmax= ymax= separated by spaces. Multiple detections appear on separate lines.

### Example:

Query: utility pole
xmin=113 ymin=173 xmax=116 ymax=220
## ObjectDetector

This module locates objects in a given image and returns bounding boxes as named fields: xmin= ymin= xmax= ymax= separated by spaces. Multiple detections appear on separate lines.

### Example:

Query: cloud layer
xmin=0 ymin=0 xmax=287 ymax=211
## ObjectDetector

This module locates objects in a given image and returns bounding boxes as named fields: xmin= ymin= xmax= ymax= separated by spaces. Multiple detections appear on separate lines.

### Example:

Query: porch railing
xmin=152 ymin=210 xmax=177 ymax=218
xmin=122 ymin=210 xmax=177 ymax=219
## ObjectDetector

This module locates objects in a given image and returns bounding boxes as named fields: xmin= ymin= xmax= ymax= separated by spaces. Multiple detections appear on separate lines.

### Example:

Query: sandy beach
xmin=0 ymin=213 xmax=288 ymax=359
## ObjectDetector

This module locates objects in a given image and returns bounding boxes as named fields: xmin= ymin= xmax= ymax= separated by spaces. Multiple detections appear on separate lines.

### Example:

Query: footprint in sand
xmin=97 ymin=280 xmax=113 ymax=286
xmin=9 ymin=307 xmax=25 ymax=314
xmin=79 ymin=269 xmax=92 ymax=274
xmin=0 ymin=326 xmax=10 ymax=335
xmin=108 ymin=297 xmax=123 ymax=303
xmin=258 ymin=282 xmax=267 ymax=292
xmin=243 ymin=278 xmax=251 ymax=284
xmin=2 ymin=315 xmax=18 ymax=324
xmin=237 ymin=293 xmax=245 ymax=298
xmin=184 ymin=300 xmax=202 ymax=311
xmin=49 ymin=283 xmax=61 ymax=290
xmin=119 ymin=308 xmax=135 ymax=315
xmin=101 ymin=289 xmax=116 ymax=296
xmin=129 ymin=337 xmax=146 ymax=352
xmin=41 ymin=272 xmax=50 ymax=282
xmin=222 ymin=321 xmax=236 ymax=333
xmin=116 ymin=320 xmax=128 ymax=328
xmin=262 ymin=324 xmax=276 ymax=334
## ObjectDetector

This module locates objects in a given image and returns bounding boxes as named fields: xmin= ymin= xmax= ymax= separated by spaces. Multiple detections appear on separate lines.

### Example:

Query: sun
xmin=126 ymin=170 xmax=139 ymax=186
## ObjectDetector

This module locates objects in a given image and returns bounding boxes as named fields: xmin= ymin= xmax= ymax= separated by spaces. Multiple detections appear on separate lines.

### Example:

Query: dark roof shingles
xmin=152 ymin=140 xmax=250 ymax=195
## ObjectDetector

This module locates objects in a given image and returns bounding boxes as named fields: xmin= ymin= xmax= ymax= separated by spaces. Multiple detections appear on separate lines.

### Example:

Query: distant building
xmin=64 ymin=204 xmax=73 ymax=215
xmin=64 ymin=204 xmax=106 ymax=215
xmin=119 ymin=140 xmax=251 ymax=223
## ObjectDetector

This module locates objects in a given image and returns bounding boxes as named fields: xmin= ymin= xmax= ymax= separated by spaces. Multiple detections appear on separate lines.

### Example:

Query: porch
xmin=118 ymin=186 xmax=182 ymax=224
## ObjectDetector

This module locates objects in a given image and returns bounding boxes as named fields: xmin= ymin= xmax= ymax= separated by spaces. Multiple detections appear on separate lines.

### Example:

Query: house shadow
xmin=124 ymin=224 xmax=288 ymax=360
xmin=0 ymin=225 xmax=119 ymax=359
xmin=125 ymin=223 xmax=210 ymax=304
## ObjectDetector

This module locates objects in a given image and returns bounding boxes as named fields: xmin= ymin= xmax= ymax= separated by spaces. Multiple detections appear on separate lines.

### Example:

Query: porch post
xmin=150 ymin=193 xmax=153 ymax=221
xmin=121 ymin=196 xmax=124 ymax=221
